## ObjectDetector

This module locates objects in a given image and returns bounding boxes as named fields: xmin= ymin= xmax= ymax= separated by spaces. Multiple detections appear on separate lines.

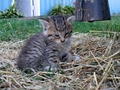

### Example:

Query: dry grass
xmin=0 ymin=32 xmax=120 ymax=90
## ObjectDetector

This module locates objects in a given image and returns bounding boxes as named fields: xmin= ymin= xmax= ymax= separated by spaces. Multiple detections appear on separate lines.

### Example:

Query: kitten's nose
xmin=61 ymin=39 xmax=65 ymax=43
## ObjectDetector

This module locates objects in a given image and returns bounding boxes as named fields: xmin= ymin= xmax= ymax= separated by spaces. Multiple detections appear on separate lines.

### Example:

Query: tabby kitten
xmin=17 ymin=15 xmax=80 ymax=71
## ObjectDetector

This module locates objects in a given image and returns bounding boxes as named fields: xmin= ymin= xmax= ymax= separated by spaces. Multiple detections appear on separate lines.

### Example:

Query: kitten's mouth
xmin=55 ymin=41 xmax=64 ymax=46
xmin=58 ymin=41 xmax=66 ymax=44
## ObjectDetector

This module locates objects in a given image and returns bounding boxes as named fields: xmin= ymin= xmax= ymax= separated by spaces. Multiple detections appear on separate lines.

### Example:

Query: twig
xmin=107 ymin=77 xmax=120 ymax=80
xmin=93 ymin=72 xmax=98 ymax=87
xmin=90 ymin=30 xmax=120 ymax=34
xmin=0 ymin=70 xmax=14 ymax=74
xmin=82 ymin=75 xmax=94 ymax=84
xmin=2 ymin=75 xmax=22 ymax=88
xmin=104 ymin=49 xmax=120 ymax=61
xmin=104 ymin=32 xmax=116 ymax=56
xmin=57 ymin=82 xmax=75 ymax=90
xmin=90 ymin=51 xmax=103 ymax=70
xmin=95 ymin=58 xmax=113 ymax=90
xmin=64 ymin=64 xmax=98 ymax=71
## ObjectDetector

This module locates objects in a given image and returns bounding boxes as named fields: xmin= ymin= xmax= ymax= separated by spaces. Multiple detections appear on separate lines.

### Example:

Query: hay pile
xmin=0 ymin=33 xmax=120 ymax=90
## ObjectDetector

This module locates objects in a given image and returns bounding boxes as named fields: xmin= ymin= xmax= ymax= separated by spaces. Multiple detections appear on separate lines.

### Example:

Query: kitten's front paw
xmin=73 ymin=55 xmax=80 ymax=61
xmin=44 ymin=66 xmax=57 ymax=71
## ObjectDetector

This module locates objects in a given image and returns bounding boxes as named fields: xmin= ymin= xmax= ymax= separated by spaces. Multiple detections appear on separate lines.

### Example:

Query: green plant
xmin=62 ymin=6 xmax=75 ymax=15
xmin=50 ymin=4 xmax=75 ymax=15
xmin=0 ymin=2 xmax=24 ymax=19
xmin=50 ymin=4 xmax=63 ymax=15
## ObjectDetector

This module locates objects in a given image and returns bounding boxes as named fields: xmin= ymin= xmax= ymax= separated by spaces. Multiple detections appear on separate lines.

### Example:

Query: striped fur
xmin=17 ymin=15 xmax=79 ymax=71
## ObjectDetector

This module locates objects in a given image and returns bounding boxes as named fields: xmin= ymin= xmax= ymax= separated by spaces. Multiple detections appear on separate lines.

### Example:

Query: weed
xmin=50 ymin=4 xmax=75 ymax=15
xmin=0 ymin=2 xmax=24 ymax=19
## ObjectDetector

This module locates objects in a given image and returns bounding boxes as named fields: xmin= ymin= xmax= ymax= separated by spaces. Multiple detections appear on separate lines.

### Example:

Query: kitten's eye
xmin=48 ymin=34 xmax=53 ymax=37
xmin=47 ymin=34 xmax=53 ymax=40
xmin=54 ymin=34 xmax=60 ymax=39
xmin=65 ymin=31 xmax=72 ymax=37
xmin=65 ymin=32 xmax=69 ymax=37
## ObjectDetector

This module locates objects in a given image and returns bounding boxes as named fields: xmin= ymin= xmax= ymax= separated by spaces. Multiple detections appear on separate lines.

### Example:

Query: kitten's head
xmin=39 ymin=15 xmax=75 ymax=45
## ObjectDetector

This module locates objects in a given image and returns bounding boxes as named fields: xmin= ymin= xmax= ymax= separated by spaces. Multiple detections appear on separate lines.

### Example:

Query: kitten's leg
xmin=61 ymin=52 xmax=80 ymax=62
xmin=72 ymin=54 xmax=80 ymax=61
xmin=44 ymin=45 xmax=60 ymax=71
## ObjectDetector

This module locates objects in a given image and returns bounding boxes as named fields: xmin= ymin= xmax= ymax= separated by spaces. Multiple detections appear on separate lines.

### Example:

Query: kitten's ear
xmin=67 ymin=15 xmax=75 ymax=24
xmin=39 ymin=18 xmax=49 ymax=30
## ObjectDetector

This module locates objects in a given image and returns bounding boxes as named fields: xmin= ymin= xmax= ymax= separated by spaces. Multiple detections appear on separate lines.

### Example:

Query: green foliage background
xmin=0 ymin=2 xmax=24 ymax=19
xmin=50 ymin=4 xmax=75 ymax=15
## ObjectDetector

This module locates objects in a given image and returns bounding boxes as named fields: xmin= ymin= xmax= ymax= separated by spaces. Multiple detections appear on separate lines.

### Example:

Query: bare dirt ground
xmin=0 ymin=33 xmax=120 ymax=90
